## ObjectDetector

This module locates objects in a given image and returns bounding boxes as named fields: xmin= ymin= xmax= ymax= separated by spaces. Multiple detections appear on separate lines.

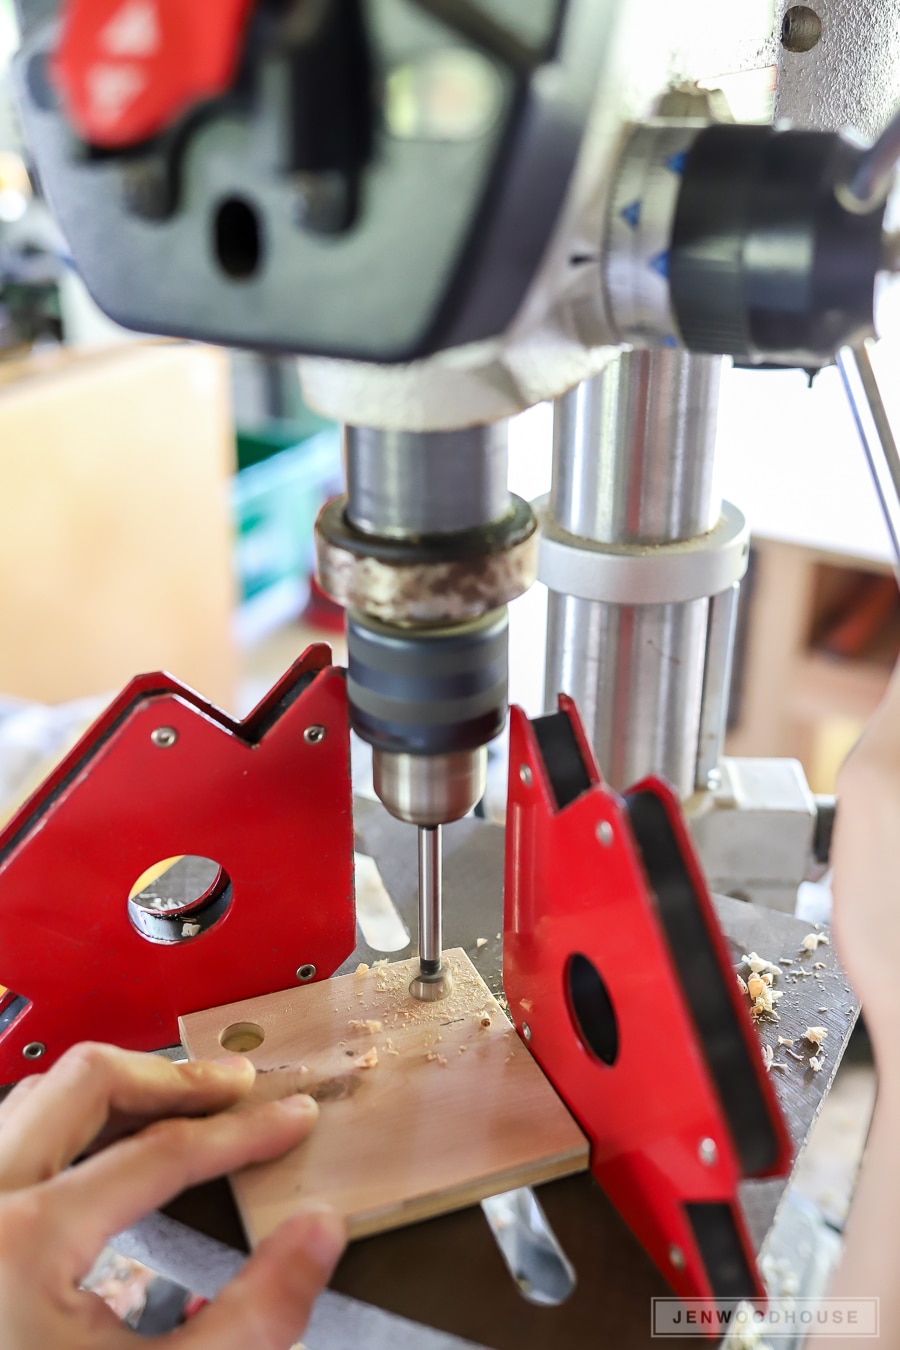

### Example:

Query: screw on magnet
xmin=151 ymin=726 xmax=178 ymax=748
xmin=522 ymin=1022 xmax=533 ymax=1042
xmin=698 ymin=1137 xmax=717 ymax=1166
xmin=22 ymin=1042 xmax=45 ymax=1060
xmin=596 ymin=821 xmax=614 ymax=847
xmin=519 ymin=765 xmax=533 ymax=786
xmin=303 ymin=725 xmax=326 ymax=744
xmin=296 ymin=964 xmax=317 ymax=982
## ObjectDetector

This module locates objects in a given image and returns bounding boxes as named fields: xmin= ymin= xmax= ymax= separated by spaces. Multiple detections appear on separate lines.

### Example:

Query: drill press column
xmin=543 ymin=349 xmax=725 ymax=797
xmin=316 ymin=424 xmax=538 ymax=999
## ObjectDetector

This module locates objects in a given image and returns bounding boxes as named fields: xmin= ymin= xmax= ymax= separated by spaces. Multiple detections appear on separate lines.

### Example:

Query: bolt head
xmin=519 ymin=764 xmax=533 ymax=786
xmin=22 ymin=1041 xmax=45 ymax=1060
xmin=296 ymin=964 xmax=317 ymax=982
xmin=698 ymin=1137 xmax=717 ymax=1166
xmin=151 ymin=726 xmax=178 ymax=748
xmin=304 ymin=725 xmax=326 ymax=745
xmin=596 ymin=821 xmax=614 ymax=847
xmin=522 ymin=1022 xmax=532 ymax=1042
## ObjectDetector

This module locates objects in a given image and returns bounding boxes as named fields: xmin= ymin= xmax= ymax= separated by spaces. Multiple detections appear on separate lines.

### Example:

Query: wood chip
xmin=742 ymin=951 xmax=781 ymax=975
xmin=348 ymin=1019 xmax=382 ymax=1035
xmin=476 ymin=938 xmax=488 ymax=949
xmin=785 ymin=1049 xmax=805 ymax=1062
xmin=809 ymin=1055 xmax=824 ymax=1073
xmin=353 ymin=1047 xmax=379 ymax=1069
xmin=354 ymin=963 xmax=370 ymax=976
xmin=801 ymin=933 xmax=829 ymax=952
xmin=802 ymin=1026 xmax=828 ymax=1048
xmin=777 ymin=1036 xmax=794 ymax=1046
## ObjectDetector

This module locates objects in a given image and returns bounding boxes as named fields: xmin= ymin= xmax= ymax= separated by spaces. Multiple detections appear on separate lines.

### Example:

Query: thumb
xmin=172 ymin=1207 xmax=347 ymax=1350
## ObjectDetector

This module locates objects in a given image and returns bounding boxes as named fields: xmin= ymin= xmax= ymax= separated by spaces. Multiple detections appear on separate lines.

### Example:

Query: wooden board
xmin=179 ymin=948 xmax=588 ymax=1245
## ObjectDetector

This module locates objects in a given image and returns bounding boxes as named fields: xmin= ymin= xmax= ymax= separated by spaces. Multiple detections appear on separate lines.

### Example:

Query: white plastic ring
xmin=536 ymin=497 xmax=749 ymax=605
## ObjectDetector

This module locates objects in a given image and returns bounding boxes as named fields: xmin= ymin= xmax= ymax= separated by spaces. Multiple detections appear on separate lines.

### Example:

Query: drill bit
xmin=409 ymin=824 xmax=453 ymax=1001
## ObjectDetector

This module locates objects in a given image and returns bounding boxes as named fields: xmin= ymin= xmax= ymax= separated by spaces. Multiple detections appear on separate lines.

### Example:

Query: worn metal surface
xmin=122 ymin=799 xmax=858 ymax=1350
xmin=775 ymin=0 xmax=900 ymax=140
xmin=344 ymin=425 xmax=510 ymax=538
xmin=316 ymin=496 xmax=538 ymax=624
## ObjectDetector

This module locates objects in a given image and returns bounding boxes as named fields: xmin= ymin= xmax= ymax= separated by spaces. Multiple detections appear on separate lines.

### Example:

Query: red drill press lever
xmin=54 ymin=0 xmax=255 ymax=148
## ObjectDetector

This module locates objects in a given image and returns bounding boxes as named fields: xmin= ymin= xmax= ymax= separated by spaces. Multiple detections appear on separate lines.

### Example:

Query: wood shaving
xmin=817 ymin=1007 xmax=828 ymax=1014
xmin=785 ymin=1049 xmax=805 ymax=1062
xmin=778 ymin=958 xmax=795 ymax=966
xmin=742 ymin=952 xmax=781 ymax=975
xmin=181 ymin=921 xmax=201 ymax=937
xmin=801 ymin=933 xmax=829 ymax=952
xmin=348 ymin=1019 xmax=382 ymax=1034
xmin=762 ymin=1044 xmax=774 ymax=1070
xmin=777 ymin=1036 xmax=794 ymax=1046
xmin=353 ymin=1047 xmax=379 ymax=1069
xmin=802 ymin=1026 xmax=828 ymax=1048
xmin=425 ymin=1052 xmax=447 ymax=1067
xmin=354 ymin=962 xmax=370 ymax=976
xmin=814 ymin=962 xmax=827 ymax=970
xmin=495 ymin=933 xmax=501 ymax=940
xmin=809 ymin=1055 xmax=824 ymax=1073
xmin=770 ymin=1061 xmax=787 ymax=1071
xmin=476 ymin=938 xmax=488 ymax=949
xmin=736 ymin=972 xmax=748 ymax=994
xmin=458 ymin=1045 xmax=467 ymax=1054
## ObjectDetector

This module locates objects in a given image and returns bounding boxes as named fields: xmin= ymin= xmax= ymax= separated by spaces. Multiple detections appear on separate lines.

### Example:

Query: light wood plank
xmin=180 ymin=948 xmax=588 ymax=1245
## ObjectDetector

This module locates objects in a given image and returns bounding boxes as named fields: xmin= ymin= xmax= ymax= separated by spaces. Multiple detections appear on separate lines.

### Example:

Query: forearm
xmin=806 ymin=1070 xmax=900 ymax=1349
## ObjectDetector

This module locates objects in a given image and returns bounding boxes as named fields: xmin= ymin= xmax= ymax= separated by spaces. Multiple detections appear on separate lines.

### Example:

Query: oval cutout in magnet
xmin=566 ymin=953 xmax=619 ymax=1066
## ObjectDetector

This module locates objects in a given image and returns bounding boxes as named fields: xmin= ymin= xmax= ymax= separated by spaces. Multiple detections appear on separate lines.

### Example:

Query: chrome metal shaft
xmin=417 ymin=824 xmax=442 ymax=974
xmin=545 ymin=349 xmax=723 ymax=797
xmin=410 ymin=824 xmax=452 ymax=1001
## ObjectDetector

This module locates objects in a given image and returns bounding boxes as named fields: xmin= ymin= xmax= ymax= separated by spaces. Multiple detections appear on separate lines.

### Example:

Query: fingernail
xmin=181 ymin=1055 xmax=255 ymax=1084
xmin=296 ymin=1205 xmax=348 ymax=1275
xmin=215 ymin=1054 xmax=256 ymax=1077
xmin=278 ymin=1092 xmax=319 ymax=1119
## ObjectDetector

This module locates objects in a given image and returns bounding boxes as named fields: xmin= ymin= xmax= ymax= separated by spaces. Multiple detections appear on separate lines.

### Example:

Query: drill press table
xmin=114 ymin=801 xmax=858 ymax=1350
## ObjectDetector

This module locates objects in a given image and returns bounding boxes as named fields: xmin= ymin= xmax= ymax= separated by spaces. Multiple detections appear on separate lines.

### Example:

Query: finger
xmin=0 ymin=1043 xmax=256 ymax=1189
xmin=170 ymin=1207 xmax=347 ymax=1350
xmin=49 ymin=1094 xmax=319 ymax=1276
xmin=0 ymin=1075 xmax=41 ymax=1127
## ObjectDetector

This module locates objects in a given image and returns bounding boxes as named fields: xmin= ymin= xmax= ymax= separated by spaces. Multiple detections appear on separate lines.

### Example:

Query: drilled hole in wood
xmin=219 ymin=1022 xmax=266 ymax=1053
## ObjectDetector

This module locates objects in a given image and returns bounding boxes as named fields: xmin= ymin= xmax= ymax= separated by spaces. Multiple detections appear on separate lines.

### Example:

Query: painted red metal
xmin=503 ymin=695 xmax=791 ymax=1311
xmin=0 ymin=645 xmax=356 ymax=1080
xmin=55 ymin=0 xmax=255 ymax=148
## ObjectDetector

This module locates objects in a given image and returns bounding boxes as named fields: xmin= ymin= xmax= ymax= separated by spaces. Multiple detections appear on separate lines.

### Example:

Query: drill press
xmin=317 ymin=423 xmax=537 ymax=997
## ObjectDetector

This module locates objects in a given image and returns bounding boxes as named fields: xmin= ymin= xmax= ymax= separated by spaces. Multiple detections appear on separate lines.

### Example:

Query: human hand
xmin=832 ymin=658 xmax=900 ymax=1077
xmin=0 ymin=1042 xmax=347 ymax=1349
